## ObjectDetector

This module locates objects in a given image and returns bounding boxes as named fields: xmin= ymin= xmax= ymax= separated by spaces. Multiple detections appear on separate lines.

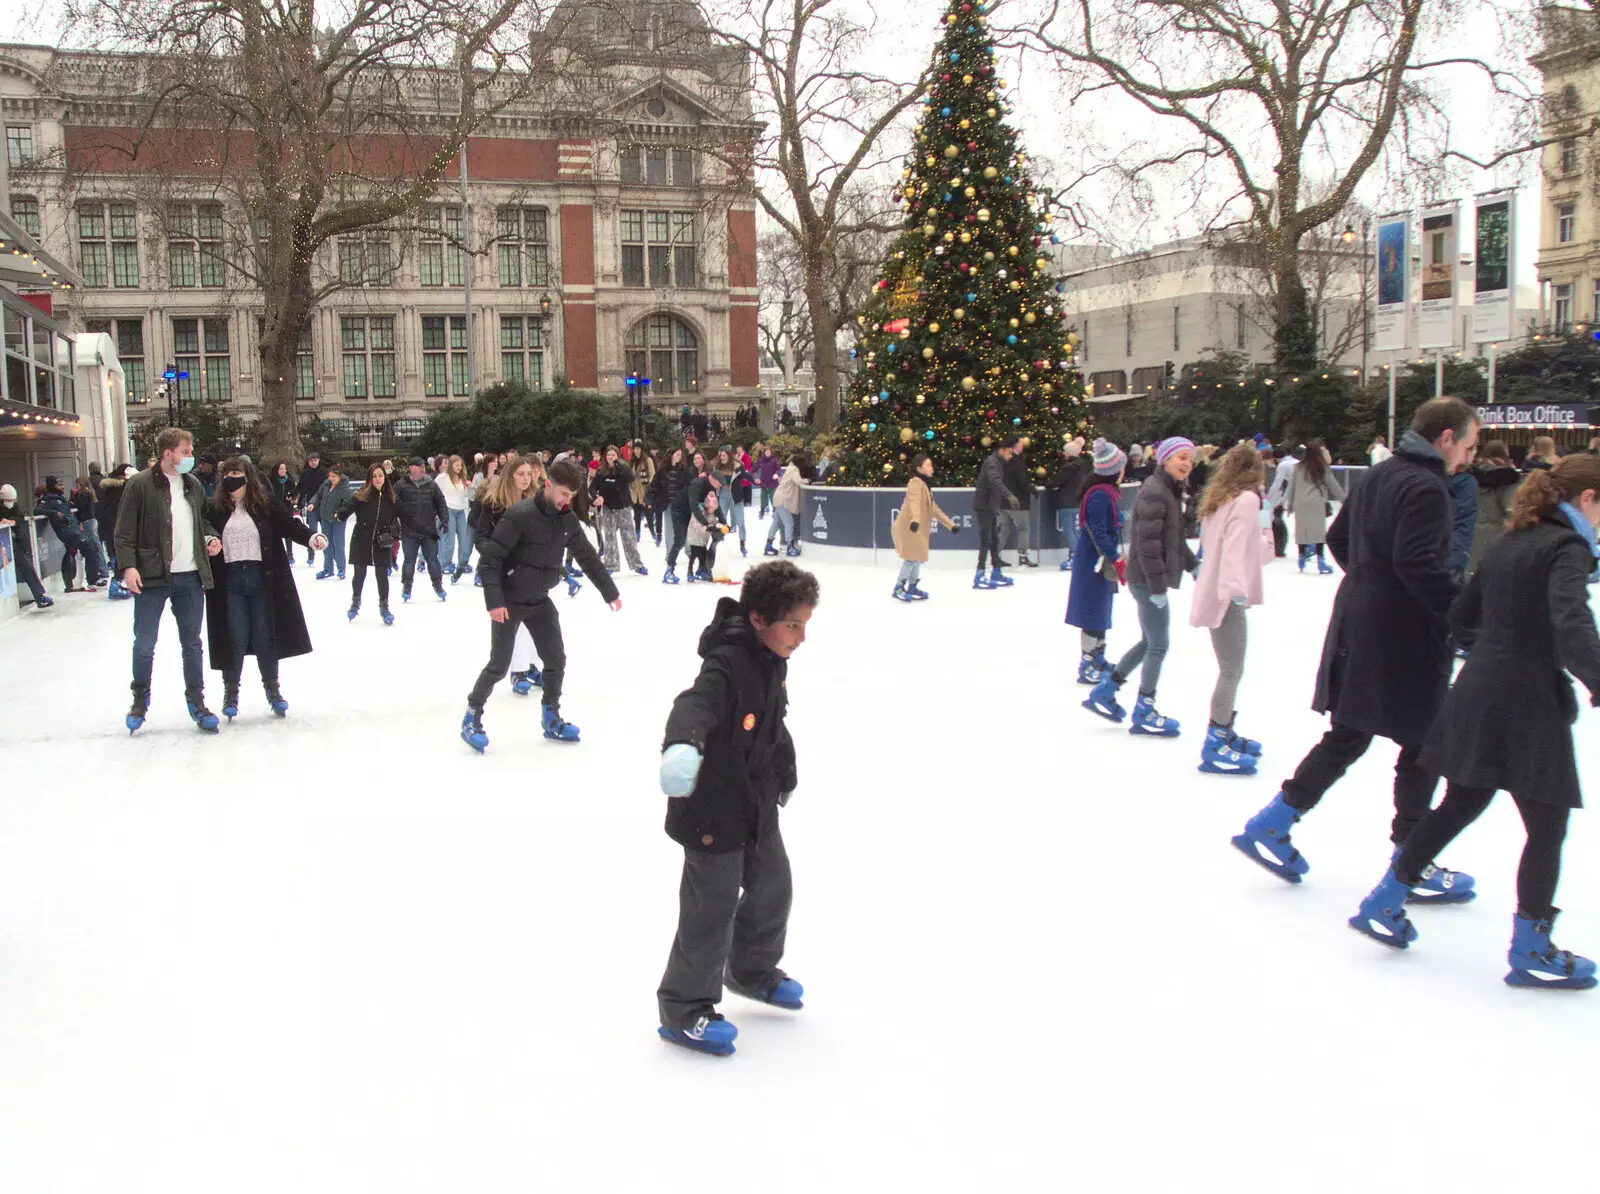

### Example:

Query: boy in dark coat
xmin=1233 ymin=397 xmax=1481 ymax=895
xmin=655 ymin=561 xmax=820 ymax=1055
xmin=1349 ymin=454 xmax=1600 ymax=987
xmin=972 ymin=435 xmax=1021 ymax=588
xmin=462 ymin=459 xmax=621 ymax=749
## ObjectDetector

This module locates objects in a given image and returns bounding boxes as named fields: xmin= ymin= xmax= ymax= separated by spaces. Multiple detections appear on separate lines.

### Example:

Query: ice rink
xmin=3 ymin=533 xmax=1598 ymax=1193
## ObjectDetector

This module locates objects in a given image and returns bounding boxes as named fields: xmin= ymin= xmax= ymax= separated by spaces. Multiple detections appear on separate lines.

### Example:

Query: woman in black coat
xmin=335 ymin=462 xmax=400 ymax=622
xmin=204 ymin=458 xmax=324 ymax=719
xmin=1349 ymin=454 xmax=1600 ymax=990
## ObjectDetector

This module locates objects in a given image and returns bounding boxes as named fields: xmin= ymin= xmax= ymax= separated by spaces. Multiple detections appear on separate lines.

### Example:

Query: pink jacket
xmin=1190 ymin=490 xmax=1267 ymax=629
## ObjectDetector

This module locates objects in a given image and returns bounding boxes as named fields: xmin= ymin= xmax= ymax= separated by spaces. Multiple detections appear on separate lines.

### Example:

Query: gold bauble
xmin=928 ymin=322 xmax=940 ymax=334
xmin=1036 ymin=259 xmax=1049 ymax=271
xmin=961 ymin=376 xmax=977 ymax=391
xmin=986 ymin=108 xmax=997 ymax=118
xmin=901 ymin=168 xmax=911 ymax=179
xmin=1066 ymin=331 xmax=1079 ymax=346
xmin=921 ymin=347 xmax=935 ymax=360
xmin=959 ymin=119 xmax=971 ymax=130
xmin=984 ymin=251 xmax=995 ymax=262
xmin=1020 ymin=373 xmax=1030 ymax=383
xmin=953 ymin=308 xmax=966 ymax=320
xmin=925 ymin=155 xmax=936 ymax=167
xmin=944 ymin=145 xmax=960 ymax=159
xmin=962 ymin=74 xmax=973 ymax=85
xmin=1041 ymin=383 xmax=1053 ymax=395
xmin=1035 ymin=466 xmax=1047 ymax=479
xmin=959 ymin=231 xmax=972 ymax=244
xmin=981 ymin=436 xmax=993 ymax=447
xmin=884 ymin=463 xmax=894 ymax=473
xmin=1009 ymin=281 xmax=1021 ymax=291
xmin=977 ymin=208 xmax=991 ymax=222
xmin=986 ymin=90 xmax=996 ymax=100
xmin=1024 ymin=313 xmax=1036 ymax=324
xmin=964 ymin=186 xmax=976 ymax=199
xmin=1009 ymin=318 xmax=1020 ymax=328
xmin=900 ymin=427 xmax=915 ymax=443
xmin=984 ymin=166 xmax=998 ymax=179
xmin=915 ymin=394 xmax=926 ymax=404
xmin=860 ymin=422 xmax=870 ymax=432
xmin=1008 ymin=246 xmax=1020 ymax=257
xmin=944 ymin=231 xmax=956 ymax=243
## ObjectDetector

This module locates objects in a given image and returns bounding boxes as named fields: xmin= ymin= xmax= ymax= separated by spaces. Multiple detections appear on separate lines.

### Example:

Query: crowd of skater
xmin=999 ymin=397 xmax=1599 ymax=995
xmin=7 ymin=395 xmax=1600 ymax=1063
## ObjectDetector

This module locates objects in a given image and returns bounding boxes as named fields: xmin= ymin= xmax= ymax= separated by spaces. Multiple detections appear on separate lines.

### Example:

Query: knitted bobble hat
xmin=1092 ymin=438 xmax=1128 ymax=476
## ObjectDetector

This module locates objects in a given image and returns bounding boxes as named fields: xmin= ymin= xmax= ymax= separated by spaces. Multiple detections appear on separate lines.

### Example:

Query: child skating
xmin=461 ymin=459 xmax=621 ymax=751
xmin=890 ymin=453 xmax=958 ymax=601
xmin=1189 ymin=442 xmax=1269 ymax=774
xmin=1066 ymin=439 xmax=1127 ymax=686
xmin=686 ymin=489 xmax=729 ymax=582
xmin=1084 ymin=437 xmax=1197 ymax=735
xmin=656 ymin=561 xmax=819 ymax=1055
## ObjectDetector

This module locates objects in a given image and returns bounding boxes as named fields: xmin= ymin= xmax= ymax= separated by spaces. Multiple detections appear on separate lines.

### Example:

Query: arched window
xmin=625 ymin=313 xmax=698 ymax=395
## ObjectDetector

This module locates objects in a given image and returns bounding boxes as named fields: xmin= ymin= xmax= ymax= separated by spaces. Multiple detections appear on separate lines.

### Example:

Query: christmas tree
xmin=829 ymin=0 xmax=1087 ymax=487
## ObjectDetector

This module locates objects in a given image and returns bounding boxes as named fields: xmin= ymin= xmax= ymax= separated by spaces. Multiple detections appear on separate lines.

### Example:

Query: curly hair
xmin=1196 ymin=441 xmax=1266 ymax=522
xmin=741 ymin=560 xmax=820 ymax=623
xmin=1506 ymin=454 xmax=1600 ymax=532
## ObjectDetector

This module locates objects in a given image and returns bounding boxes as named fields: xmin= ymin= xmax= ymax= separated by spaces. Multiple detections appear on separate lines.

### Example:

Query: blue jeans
xmin=82 ymin=517 xmax=110 ymax=573
xmin=323 ymin=519 xmax=347 ymax=574
xmin=1057 ymin=507 xmax=1080 ymax=556
xmin=767 ymin=507 xmax=796 ymax=547
xmin=727 ymin=501 xmax=747 ymax=544
xmin=225 ymin=561 xmax=277 ymax=683
xmin=1114 ymin=582 xmax=1171 ymax=698
xmin=440 ymin=507 xmax=473 ymax=572
xmin=401 ymin=533 xmax=442 ymax=592
xmin=131 ymin=570 xmax=206 ymax=695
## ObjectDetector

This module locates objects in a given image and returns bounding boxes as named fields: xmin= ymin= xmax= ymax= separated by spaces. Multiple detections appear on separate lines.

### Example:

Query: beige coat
xmin=629 ymin=453 xmax=656 ymax=505
xmin=891 ymin=474 xmax=956 ymax=562
xmin=774 ymin=464 xmax=804 ymax=514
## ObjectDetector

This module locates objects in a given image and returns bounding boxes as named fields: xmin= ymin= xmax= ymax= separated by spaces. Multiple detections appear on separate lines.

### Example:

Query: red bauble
xmin=941 ymin=73 xmax=951 ymax=82
xmin=987 ymin=409 xmax=997 ymax=418
xmin=966 ymin=141 xmax=978 ymax=151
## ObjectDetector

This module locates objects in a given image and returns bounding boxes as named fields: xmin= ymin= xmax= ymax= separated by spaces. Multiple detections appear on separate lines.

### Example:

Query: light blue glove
xmin=660 ymin=743 xmax=703 ymax=797
xmin=1149 ymin=592 xmax=1168 ymax=609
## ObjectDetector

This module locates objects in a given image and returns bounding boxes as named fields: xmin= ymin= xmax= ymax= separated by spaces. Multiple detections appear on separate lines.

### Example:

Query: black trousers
xmin=467 ymin=598 xmax=564 ymax=710
xmin=976 ymin=512 xmax=1001 ymax=570
xmin=1272 ymin=508 xmax=1289 ymax=557
xmin=1395 ymin=784 xmax=1569 ymax=919
xmin=1281 ymin=722 xmax=1439 ymax=844
xmin=666 ymin=507 xmax=691 ymax=569
xmin=350 ymin=562 xmax=389 ymax=608
xmin=657 ymin=812 xmax=792 ymax=1031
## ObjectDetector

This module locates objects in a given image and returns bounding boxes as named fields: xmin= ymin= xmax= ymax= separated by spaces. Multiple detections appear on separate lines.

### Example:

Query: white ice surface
xmin=2 ymin=538 xmax=1598 ymax=1193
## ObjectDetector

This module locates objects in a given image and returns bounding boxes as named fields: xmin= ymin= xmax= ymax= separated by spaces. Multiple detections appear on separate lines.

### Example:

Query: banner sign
xmin=1418 ymin=203 xmax=1459 ymax=349
xmin=1374 ymin=215 xmax=1410 ymax=352
xmin=1475 ymin=403 xmax=1597 ymax=428
xmin=1472 ymin=193 xmax=1515 ymax=344
xmin=800 ymin=486 xmax=1068 ymax=552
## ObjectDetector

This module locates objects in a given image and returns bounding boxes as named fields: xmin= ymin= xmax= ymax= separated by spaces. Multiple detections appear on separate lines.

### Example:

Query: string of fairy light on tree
xmin=831 ymin=0 xmax=1088 ymax=487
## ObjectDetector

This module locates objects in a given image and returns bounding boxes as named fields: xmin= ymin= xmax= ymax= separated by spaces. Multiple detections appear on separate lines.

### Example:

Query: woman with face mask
xmin=203 ymin=458 xmax=325 ymax=720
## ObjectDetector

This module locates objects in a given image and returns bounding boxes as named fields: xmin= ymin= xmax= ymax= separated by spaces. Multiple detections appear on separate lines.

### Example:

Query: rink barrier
xmin=796 ymin=466 xmax=1367 ymax=568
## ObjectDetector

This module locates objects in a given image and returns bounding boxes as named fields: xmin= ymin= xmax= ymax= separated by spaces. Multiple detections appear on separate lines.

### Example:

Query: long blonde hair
xmin=483 ymin=452 xmax=536 ymax=513
xmin=1197 ymin=441 xmax=1267 ymax=522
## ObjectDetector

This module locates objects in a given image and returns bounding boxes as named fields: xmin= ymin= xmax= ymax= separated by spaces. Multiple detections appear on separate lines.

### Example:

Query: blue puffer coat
xmin=1065 ymin=482 xmax=1123 ymax=632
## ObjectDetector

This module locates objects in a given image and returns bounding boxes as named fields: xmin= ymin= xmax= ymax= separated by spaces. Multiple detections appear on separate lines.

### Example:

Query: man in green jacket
xmin=114 ymin=426 xmax=223 ymax=734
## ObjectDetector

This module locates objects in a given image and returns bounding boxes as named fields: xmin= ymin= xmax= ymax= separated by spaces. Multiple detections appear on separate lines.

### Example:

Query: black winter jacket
xmin=334 ymin=490 xmax=400 ymax=569
xmin=295 ymin=465 xmax=328 ymax=505
xmin=1003 ymin=454 xmax=1034 ymax=511
xmin=973 ymin=451 xmax=1014 ymax=514
xmin=663 ymin=596 xmax=798 ymax=854
xmin=392 ymin=475 xmax=448 ymax=539
xmin=650 ymin=462 xmax=691 ymax=511
xmin=96 ymin=475 xmax=126 ymax=529
xmin=590 ymin=465 xmax=634 ymax=510
xmin=478 ymin=492 xmax=620 ymax=609
xmin=38 ymin=491 xmax=82 ymax=541
xmin=1124 ymin=470 xmax=1197 ymax=596
xmin=1045 ymin=456 xmax=1093 ymax=508
xmin=1421 ymin=516 xmax=1600 ymax=808
xmin=1312 ymin=430 xmax=1458 ymax=745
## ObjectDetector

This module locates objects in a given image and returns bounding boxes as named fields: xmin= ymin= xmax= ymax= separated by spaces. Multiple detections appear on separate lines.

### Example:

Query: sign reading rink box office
xmin=1475 ymin=403 xmax=1599 ymax=428
xmin=801 ymin=486 xmax=1068 ymax=552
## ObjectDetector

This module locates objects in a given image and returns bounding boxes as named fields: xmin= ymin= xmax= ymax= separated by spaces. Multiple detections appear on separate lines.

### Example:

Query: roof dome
xmin=546 ymin=0 xmax=714 ymax=59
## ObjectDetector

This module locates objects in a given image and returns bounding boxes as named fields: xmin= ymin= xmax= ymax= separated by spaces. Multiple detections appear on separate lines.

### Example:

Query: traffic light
xmin=1163 ymin=360 xmax=1175 ymax=390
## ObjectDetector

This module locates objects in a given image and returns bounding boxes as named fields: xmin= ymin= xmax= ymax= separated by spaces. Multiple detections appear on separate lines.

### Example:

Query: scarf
xmin=1557 ymin=501 xmax=1600 ymax=582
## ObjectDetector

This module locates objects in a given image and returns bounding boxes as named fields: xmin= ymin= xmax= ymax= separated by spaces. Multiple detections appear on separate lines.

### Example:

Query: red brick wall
xmin=560 ymin=205 xmax=596 ymax=287
xmin=564 ymin=303 xmax=598 ymax=389
xmin=726 ymin=209 xmax=758 ymax=290
xmin=729 ymin=305 xmax=759 ymax=387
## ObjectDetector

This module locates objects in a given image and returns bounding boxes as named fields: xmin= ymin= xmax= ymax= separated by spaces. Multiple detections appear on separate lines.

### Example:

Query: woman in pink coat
xmin=1190 ymin=442 xmax=1269 ymax=775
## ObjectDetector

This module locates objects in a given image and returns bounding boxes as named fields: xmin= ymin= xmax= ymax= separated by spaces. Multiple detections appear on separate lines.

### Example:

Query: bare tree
xmin=1024 ymin=0 xmax=1550 ymax=370
xmin=702 ymin=0 xmax=929 ymax=426
xmin=60 ymin=0 xmax=563 ymax=463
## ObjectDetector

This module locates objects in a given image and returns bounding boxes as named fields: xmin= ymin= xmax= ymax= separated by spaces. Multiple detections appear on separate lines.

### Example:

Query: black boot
xmin=264 ymin=680 xmax=288 ymax=717
xmin=222 ymin=677 xmax=241 ymax=721
xmin=185 ymin=686 xmax=220 ymax=733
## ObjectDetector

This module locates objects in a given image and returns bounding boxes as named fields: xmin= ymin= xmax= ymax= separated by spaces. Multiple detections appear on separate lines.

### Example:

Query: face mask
xmin=223 ymin=475 xmax=247 ymax=493
xmin=176 ymin=456 xmax=196 ymax=475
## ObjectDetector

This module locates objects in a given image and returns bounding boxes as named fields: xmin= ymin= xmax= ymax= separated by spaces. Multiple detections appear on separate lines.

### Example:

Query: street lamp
xmin=1343 ymin=219 xmax=1372 ymax=387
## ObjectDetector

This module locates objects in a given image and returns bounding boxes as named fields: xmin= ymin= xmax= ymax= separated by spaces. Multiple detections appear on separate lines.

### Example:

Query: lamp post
xmin=1341 ymin=218 xmax=1371 ymax=384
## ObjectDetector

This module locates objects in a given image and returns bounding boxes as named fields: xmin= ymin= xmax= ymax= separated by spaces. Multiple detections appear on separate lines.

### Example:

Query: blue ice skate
xmin=1076 ymin=650 xmax=1107 ymax=685
xmin=460 ymin=707 xmax=489 ymax=754
xmin=1082 ymin=674 xmax=1126 ymax=722
xmin=763 ymin=544 xmax=780 ymax=557
xmin=380 ymin=606 xmax=394 ymax=626
xmin=1227 ymin=724 xmax=1263 ymax=756
xmin=1348 ymin=868 xmax=1418 ymax=948
xmin=566 ymin=575 xmax=582 ymax=597
xmin=434 ymin=586 xmax=448 ymax=602
xmin=126 ymin=691 xmax=148 ymax=735
xmin=907 ymin=582 xmax=930 ymax=601
xmin=725 ymin=972 xmax=804 ymax=1010
xmin=657 ymin=1014 xmax=738 ymax=1056
xmin=1232 ymin=793 xmax=1310 ymax=883
xmin=186 ymin=692 xmax=220 ymax=733
xmin=892 ymin=580 xmax=913 ymax=602
xmin=695 ymin=568 xmax=714 ymax=582
xmin=634 ymin=565 xmax=650 ymax=576
xmin=542 ymin=705 xmax=580 ymax=742
xmin=1199 ymin=724 xmax=1257 ymax=774
xmin=1505 ymin=913 xmax=1597 ymax=990
xmin=221 ymin=682 xmax=240 ymax=722
xmin=663 ymin=566 xmax=681 ymax=585
xmin=785 ymin=544 xmax=801 ymax=558
xmin=989 ymin=566 xmax=1014 ymax=587
xmin=1393 ymin=846 xmax=1476 ymax=905
xmin=347 ymin=605 xmax=359 ymax=621
xmin=1130 ymin=696 xmax=1179 ymax=737
xmin=108 ymin=579 xmax=132 ymax=600
xmin=973 ymin=568 xmax=995 ymax=590
xmin=265 ymin=685 xmax=288 ymax=717
xmin=510 ymin=668 xmax=543 ymax=696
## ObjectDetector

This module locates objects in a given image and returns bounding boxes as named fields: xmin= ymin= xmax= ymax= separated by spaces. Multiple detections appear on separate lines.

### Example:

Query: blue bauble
xmin=886 ymin=343 xmax=896 ymax=353
xmin=869 ymin=422 xmax=878 ymax=432
xmin=1012 ymin=418 xmax=1022 ymax=426
xmin=941 ymin=107 xmax=951 ymax=117
xmin=950 ymin=52 xmax=960 ymax=62
xmin=878 ymin=389 xmax=889 ymax=400
xmin=1007 ymin=334 xmax=1017 ymax=344
xmin=967 ymin=292 xmax=977 ymax=301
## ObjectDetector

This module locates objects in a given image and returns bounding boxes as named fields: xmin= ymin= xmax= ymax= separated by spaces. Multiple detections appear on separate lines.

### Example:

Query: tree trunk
xmin=1273 ymin=232 xmax=1317 ymax=373
xmin=255 ymin=275 xmax=314 ymax=467
xmin=805 ymin=267 xmax=839 ymax=428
